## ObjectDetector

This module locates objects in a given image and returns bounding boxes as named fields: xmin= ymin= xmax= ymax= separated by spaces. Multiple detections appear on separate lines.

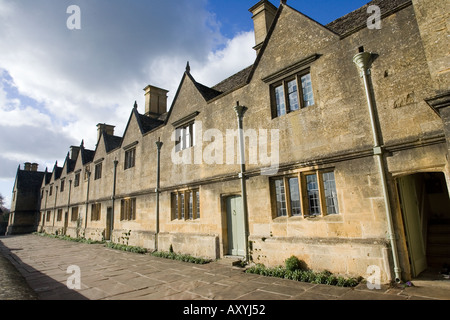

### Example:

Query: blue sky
xmin=0 ymin=0 xmax=371 ymax=208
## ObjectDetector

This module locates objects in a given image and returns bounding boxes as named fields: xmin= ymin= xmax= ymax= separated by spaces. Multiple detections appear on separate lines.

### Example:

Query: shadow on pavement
xmin=0 ymin=236 xmax=88 ymax=300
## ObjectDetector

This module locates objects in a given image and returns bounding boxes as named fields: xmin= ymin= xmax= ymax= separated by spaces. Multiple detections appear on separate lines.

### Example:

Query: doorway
xmin=64 ymin=211 xmax=69 ymax=235
xmin=226 ymin=196 xmax=246 ymax=257
xmin=397 ymin=172 xmax=450 ymax=278
xmin=105 ymin=207 xmax=112 ymax=241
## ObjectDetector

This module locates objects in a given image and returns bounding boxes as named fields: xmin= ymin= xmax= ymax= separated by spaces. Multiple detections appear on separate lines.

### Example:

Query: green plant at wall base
xmin=285 ymin=255 xmax=304 ymax=272
xmin=151 ymin=251 xmax=212 ymax=265
xmin=245 ymin=264 xmax=361 ymax=288
xmin=105 ymin=242 xmax=148 ymax=254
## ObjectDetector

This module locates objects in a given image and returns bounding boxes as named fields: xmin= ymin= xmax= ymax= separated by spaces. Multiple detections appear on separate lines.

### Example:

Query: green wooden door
xmin=226 ymin=196 xmax=246 ymax=256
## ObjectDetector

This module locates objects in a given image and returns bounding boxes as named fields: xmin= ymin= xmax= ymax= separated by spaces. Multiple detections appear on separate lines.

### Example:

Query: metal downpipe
xmin=353 ymin=51 xmax=402 ymax=283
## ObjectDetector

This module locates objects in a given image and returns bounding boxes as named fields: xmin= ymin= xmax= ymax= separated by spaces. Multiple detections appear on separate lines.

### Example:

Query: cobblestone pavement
xmin=1 ymin=235 xmax=449 ymax=301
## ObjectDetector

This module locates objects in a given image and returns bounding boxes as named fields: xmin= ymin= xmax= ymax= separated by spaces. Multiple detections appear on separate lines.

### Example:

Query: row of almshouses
xmin=38 ymin=0 xmax=450 ymax=283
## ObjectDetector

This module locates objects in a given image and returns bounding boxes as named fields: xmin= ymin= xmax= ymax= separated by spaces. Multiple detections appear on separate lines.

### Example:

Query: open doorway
xmin=397 ymin=172 xmax=450 ymax=279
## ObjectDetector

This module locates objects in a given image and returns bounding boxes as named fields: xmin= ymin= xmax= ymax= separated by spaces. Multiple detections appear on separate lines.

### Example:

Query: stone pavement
xmin=0 ymin=234 xmax=449 ymax=301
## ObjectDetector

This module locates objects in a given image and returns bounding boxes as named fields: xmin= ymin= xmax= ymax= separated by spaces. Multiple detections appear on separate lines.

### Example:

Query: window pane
xmin=287 ymin=79 xmax=299 ymax=112
xmin=306 ymin=174 xmax=321 ymax=215
xmin=192 ymin=122 xmax=196 ymax=147
xmin=185 ymin=125 xmax=191 ymax=149
xmin=275 ymin=85 xmax=286 ymax=117
xmin=172 ymin=193 xmax=178 ymax=220
xmin=288 ymin=178 xmax=301 ymax=216
xmin=188 ymin=192 xmax=193 ymax=220
xmin=301 ymin=74 xmax=315 ymax=107
xmin=323 ymin=172 xmax=339 ymax=214
xmin=180 ymin=193 xmax=185 ymax=219
xmin=196 ymin=190 xmax=200 ymax=219
xmin=275 ymin=179 xmax=287 ymax=217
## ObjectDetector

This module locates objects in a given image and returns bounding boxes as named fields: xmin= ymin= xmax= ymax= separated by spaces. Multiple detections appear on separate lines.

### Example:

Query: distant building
xmin=7 ymin=163 xmax=46 ymax=235
xmin=33 ymin=0 xmax=449 ymax=283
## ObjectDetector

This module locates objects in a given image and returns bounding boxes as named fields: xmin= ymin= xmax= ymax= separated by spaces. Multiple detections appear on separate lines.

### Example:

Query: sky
xmin=0 ymin=0 xmax=370 ymax=208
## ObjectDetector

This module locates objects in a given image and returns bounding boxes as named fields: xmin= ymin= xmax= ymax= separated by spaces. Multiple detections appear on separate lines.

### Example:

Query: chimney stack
xmin=144 ymin=85 xmax=169 ymax=118
xmin=70 ymin=146 xmax=81 ymax=161
xmin=31 ymin=163 xmax=39 ymax=172
xmin=249 ymin=0 xmax=278 ymax=54
xmin=97 ymin=123 xmax=115 ymax=142
xmin=24 ymin=162 xmax=31 ymax=171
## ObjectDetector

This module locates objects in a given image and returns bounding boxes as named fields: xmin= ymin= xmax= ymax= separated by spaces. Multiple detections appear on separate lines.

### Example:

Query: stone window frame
xmin=91 ymin=203 xmax=101 ymax=221
xmin=120 ymin=198 xmax=136 ymax=221
xmin=270 ymin=169 xmax=339 ymax=219
xmin=175 ymin=122 xmax=196 ymax=152
xmin=94 ymin=161 xmax=103 ymax=180
xmin=57 ymin=209 xmax=63 ymax=222
xmin=171 ymin=188 xmax=200 ymax=221
xmin=123 ymin=143 xmax=137 ymax=171
xmin=60 ymin=179 xmax=65 ymax=193
xmin=269 ymin=70 xmax=315 ymax=118
xmin=74 ymin=171 xmax=81 ymax=187
xmin=172 ymin=111 xmax=200 ymax=153
xmin=262 ymin=54 xmax=320 ymax=119
xmin=71 ymin=207 xmax=79 ymax=222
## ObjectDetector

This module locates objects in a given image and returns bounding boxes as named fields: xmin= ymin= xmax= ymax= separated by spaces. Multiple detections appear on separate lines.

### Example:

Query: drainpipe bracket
xmin=373 ymin=146 xmax=384 ymax=156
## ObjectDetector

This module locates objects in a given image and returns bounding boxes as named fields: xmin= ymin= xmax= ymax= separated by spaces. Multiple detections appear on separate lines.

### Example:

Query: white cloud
xmin=0 ymin=0 xmax=257 ymax=207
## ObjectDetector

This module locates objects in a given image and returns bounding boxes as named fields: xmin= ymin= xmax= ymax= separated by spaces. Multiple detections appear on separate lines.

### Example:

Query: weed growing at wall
xmin=246 ymin=256 xmax=361 ymax=288
xmin=151 ymin=251 xmax=212 ymax=265
xmin=105 ymin=242 xmax=147 ymax=254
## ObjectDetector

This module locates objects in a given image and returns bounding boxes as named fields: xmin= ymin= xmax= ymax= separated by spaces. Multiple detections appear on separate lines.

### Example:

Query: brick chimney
xmin=97 ymin=123 xmax=115 ymax=142
xmin=144 ymin=85 xmax=169 ymax=118
xmin=249 ymin=0 xmax=278 ymax=54
xmin=31 ymin=163 xmax=39 ymax=172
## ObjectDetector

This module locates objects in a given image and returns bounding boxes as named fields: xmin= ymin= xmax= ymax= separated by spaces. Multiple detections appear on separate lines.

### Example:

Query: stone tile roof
xmin=66 ymin=158 xmax=76 ymax=174
xmin=104 ymin=134 xmax=123 ymax=153
xmin=81 ymin=148 xmax=95 ymax=165
xmin=194 ymin=81 xmax=223 ymax=101
xmin=136 ymin=112 xmax=164 ymax=134
xmin=326 ymin=0 xmax=412 ymax=36
xmin=212 ymin=65 xmax=254 ymax=95
xmin=16 ymin=170 xmax=45 ymax=192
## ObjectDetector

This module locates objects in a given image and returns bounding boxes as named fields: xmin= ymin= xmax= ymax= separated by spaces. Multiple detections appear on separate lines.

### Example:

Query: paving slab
xmin=1 ymin=234 xmax=450 ymax=301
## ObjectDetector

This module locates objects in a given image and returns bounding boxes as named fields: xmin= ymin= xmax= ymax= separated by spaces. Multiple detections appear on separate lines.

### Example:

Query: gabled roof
xmin=103 ymin=133 xmax=123 ymax=153
xmin=135 ymin=110 xmax=165 ymax=134
xmin=81 ymin=145 xmax=95 ymax=165
xmin=62 ymin=153 xmax=76 ymax=175
xmin=326 ymin=0 xmax=412 ymax=36
xmin=186 ymin=72 xmax=223 ymax=101
xmin=52 ymin=162 xmax=63 ymax=181
xmin=212 ymin=65 xmax=254 ymax=95
xmin=15 ymin=169 xmax=46 ymax=192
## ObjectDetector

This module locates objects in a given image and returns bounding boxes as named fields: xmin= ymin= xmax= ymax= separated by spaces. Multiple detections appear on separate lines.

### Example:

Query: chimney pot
xmin=24 ymin=162 xmax=31 ymax=171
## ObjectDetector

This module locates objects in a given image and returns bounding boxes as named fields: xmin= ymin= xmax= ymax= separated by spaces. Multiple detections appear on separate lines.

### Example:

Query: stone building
xmin=7 ymin=163 xmax=46 ymax=235
xmin=36 ymin=0 xmax=449 ymax=283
